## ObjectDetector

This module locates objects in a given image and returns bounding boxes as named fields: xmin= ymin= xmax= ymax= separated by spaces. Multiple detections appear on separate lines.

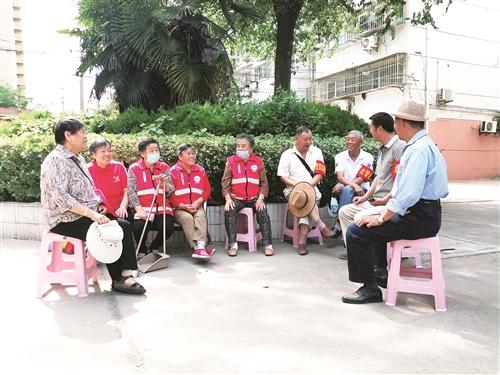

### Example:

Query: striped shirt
xmin=40 ymin=144 xmax=101 ymax=229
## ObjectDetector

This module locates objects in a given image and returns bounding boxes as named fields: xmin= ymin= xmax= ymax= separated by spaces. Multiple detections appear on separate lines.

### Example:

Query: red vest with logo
xmin=227 ymin=153 xmax=262 ymax=201
xmin=169 ymin=161 xmax=211 ymax=207
xmin=129 ymin=159 xmax=173 ymax=216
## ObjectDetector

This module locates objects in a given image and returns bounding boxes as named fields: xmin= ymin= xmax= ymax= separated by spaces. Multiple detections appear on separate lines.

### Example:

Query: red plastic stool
xmin=36 ymin=232 xmax=98 ymax=297
xmin=282 ymin=204 xmax=323 ymax=248
xmin=386 ymin=236 xmax=446 ymax=311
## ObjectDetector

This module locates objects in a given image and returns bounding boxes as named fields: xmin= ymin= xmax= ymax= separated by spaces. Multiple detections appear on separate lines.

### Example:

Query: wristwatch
xmin=377 ymin=215 xmax=385 ymax=224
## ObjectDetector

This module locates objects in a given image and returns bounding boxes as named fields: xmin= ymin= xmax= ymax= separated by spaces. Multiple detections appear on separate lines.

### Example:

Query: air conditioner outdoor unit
xmin=480 ymin=120 xmax=498 ymax=134
xmin=436 ymin=88 xmax=454 ymax=103
xmin=361 ymin=36 xmax=378 ymax=52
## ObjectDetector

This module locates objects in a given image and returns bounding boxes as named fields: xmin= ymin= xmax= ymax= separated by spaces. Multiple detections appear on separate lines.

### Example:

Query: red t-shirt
xmin=87 ymin=160 xmax=128 ymax=214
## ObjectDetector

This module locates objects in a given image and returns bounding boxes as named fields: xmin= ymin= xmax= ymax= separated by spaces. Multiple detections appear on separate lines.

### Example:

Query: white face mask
xmin=146 ymin=153 xmax=160 ymax=164
xmin=236 ymin=150 xmax=249 ymax=160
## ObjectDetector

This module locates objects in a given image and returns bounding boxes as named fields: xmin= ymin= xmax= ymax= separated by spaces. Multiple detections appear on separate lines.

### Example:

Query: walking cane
xmin=135 ymin=182 xmax=161 ymax=257
xmin=162 ymin=183 xmax=166 ymax=255
xmin=136 ymin=176 xmax=170 ymax=273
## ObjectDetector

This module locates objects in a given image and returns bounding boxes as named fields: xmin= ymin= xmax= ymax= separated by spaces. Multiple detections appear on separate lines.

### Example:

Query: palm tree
xmin=75 ymin=0 xmax=260 ymax=111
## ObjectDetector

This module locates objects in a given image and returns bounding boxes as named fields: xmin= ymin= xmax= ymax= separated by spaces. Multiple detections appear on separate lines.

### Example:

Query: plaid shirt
xmin=40 ymin=144 xmax=101 ymax=229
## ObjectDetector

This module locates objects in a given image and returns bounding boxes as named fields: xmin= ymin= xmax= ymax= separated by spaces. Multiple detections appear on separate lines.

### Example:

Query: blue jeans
xmin=346 ymin=200 xmax=442 ymax=284
xmin=338 ymin=185 xmax=356 ymax=209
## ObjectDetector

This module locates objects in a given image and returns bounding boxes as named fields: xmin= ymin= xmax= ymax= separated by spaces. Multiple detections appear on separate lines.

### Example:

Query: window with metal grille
xmin=338 ymin=6 xmax=405 ymax=46
xmin=316 ymin=53 xmax=407 ymax=100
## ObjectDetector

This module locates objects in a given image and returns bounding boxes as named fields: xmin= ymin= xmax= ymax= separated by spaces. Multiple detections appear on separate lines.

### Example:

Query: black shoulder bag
xmin=293 ymin=153 xmax=331 ymax=208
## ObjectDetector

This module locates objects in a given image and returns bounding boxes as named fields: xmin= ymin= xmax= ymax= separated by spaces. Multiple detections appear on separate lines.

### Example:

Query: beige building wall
xmin=0 ymin=0 xmax=18 ymax=88
xmin=13 ymin=0 xmax=25 ymax=87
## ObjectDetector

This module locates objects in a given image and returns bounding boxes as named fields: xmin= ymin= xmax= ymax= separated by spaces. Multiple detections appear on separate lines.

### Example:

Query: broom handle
xmin=135 ymin=182 xmax=161 ymax=256
xmin=162 ymin=181 xmax=166 ymax=254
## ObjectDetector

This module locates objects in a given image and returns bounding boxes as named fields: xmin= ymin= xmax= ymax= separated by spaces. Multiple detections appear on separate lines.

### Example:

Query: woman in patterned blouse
xmin=40 ymin=118 xmax=146 ymax=295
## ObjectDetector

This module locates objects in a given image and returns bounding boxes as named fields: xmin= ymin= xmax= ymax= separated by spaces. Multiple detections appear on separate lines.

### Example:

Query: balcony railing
xmin=316 ymin=53 xmax=407 ymax=101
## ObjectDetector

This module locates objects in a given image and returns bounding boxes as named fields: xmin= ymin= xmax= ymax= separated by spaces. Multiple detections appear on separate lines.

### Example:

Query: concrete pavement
xmin=0 ymin=180 xmax=498 ymax=374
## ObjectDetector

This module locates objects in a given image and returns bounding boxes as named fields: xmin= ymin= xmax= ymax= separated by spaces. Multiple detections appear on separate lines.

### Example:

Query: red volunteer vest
xmin=129 ymin=159 xmax=173 ymax=216
xmin=228 ymin=153 xmax=262 ymax=201
xmin=169 ymin=161 xmax=211 ymax=207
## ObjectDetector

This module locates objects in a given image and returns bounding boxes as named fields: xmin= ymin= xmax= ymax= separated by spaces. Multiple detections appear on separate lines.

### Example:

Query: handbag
xmin=293 ymin=153 xmax=331 ymax=208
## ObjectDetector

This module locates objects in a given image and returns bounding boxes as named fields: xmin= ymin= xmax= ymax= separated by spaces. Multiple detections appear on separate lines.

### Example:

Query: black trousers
xmin=133 ymin=214 xmax=175 ymax=252
xmin=50 ymin=216 xmax=138 ymax=281
xmin=224 ymin=198 xmax=273 ymax=247
xmin=346 ymin=200 xmax=442 ymax=284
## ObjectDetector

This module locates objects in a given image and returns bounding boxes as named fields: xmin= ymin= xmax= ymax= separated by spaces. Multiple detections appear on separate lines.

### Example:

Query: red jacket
xmin=227 ymin=153 xmax=263 ymax=201
xmin=128 ymin=159 xmax=173 ymax=216
xmin=169 ymin=161 xmax=211 ymax=208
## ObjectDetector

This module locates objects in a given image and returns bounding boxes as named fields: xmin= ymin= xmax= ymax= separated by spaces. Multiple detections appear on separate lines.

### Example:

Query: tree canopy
xmin=73 ymin=0 xmax=261 ymax=111
xmin=228 ymin=0 xmax=454 ymax=94
xmin=0 ymin=84 xmax=28 ymax=109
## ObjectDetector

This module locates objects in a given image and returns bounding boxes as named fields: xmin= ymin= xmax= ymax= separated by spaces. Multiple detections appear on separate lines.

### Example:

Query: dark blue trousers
xmin=346 ymin=200 xmax=442 ymax=284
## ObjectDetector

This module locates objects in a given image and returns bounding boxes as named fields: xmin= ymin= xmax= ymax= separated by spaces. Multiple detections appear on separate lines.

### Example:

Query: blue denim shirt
xmin=387 ymin=129 xmax=449 ymax=214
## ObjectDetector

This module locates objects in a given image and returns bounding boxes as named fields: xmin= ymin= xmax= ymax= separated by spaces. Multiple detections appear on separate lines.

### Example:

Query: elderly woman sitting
xmin=222 ymin=133 xmax=274 ymax=256
xmin=40 ymin=118 xmax=145 ymax=295
xmin=127 ymin=137 xmax=175 ymax=257
xmin=87 ymin=139 xmax=129 ymax=219
xmin=169 ymin=143 xmax=215 ymax=259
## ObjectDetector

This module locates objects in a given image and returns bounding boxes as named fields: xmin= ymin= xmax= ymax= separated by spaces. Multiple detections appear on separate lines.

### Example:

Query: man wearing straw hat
xmin=342 ymin=100 xmax=448 ymax=304
xmin=277 ymin=126 xmax=334 ymax=255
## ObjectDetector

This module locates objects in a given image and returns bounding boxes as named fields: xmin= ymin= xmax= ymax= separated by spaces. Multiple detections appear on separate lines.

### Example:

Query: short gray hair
xmin=347 ymin=130 xmax=364 ymax=141
xmin=235 ymin=133 xmax=255 ymax=148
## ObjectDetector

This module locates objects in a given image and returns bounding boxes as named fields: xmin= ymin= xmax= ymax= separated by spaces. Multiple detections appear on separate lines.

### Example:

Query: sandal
xmin=227 ymin=247 xmax=238 ymax=257
xmin=264 ymin=247 xmax=274 ymax=256
xmin=111 ymin=275 xmax=146 ymax=295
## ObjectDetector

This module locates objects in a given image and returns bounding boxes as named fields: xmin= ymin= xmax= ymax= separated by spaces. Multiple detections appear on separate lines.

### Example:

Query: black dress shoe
xmin=332 ymin=228 xmax=342 ymax=238
xmin=342 ymin=286 xmax=383 ymax=304
xmin=374 ymin=266 xmax=388 ymax=289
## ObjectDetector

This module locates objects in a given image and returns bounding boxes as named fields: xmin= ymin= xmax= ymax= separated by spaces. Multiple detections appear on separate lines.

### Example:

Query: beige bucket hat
xmin=393 ymin=100 xmax=427 ymax=122
xmin=288 ymin=181 xmax=317 ymax=218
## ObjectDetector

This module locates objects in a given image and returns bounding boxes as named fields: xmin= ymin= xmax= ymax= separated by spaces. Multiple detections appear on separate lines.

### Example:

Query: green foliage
xmin=0 ymin=131 xmax=378 ymax=203
xmin=0 ymin=110 xmax=54 ymax=136
xmin=0 ymin=84 xmax=28 ymax=109
xmin=74 ymin=0 xmax=261 ymax=111
xmin=84 ymin=92 xmax=367 ymax=137
xmin=0 ymin=134 xmax=54 ymax=201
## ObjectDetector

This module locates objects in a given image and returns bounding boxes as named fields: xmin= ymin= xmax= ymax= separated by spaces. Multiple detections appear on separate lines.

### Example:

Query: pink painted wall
xmin=428 ymin=119 xmax=500 ymax=180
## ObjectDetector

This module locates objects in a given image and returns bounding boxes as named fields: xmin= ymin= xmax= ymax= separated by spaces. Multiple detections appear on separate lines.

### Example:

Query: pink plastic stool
xmin=387 ymin=242 xmax=423 ymax=268
xmin=226 ymin=207 xmax=263 ymax=252
xmin=386 ymin=236 xmax=446 ymax=311
xmin=36 ymin=232 xmax=98 ymax=297
xmin=282 ymin=204 xmax=323 ymax=248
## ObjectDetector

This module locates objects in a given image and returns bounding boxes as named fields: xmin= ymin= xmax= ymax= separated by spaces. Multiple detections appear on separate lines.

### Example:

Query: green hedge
xmin=0 ymin=133 xmax=378 ymax=203
xmin=81 ymin=93 xmax=368 ymax=137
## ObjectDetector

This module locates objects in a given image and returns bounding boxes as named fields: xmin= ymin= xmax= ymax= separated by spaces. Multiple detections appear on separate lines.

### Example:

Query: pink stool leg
xmin=245 ymin=208 xmax=257 ymax=252
xmin=35 ymin=236 xmax=52 ymax=297
xmin=73 ymin=240 xmax=89 ymax=297
xmin=430 ymin=238 xmax=446 ymax=311
xmin=385 ymin=243 xmax=402 ymax=306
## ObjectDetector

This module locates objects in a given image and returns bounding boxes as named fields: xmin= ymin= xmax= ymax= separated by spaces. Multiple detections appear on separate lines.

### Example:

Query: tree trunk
xmin=272 ymin=0 xmax=304 ymax=95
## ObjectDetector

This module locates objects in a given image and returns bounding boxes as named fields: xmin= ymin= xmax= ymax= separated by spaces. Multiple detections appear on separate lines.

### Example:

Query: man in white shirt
xmin=277 ymin=126 xmax=334 ymax=255
xmin=338 ymin=112 xmax=405 ymax=265
xmin=331 ymin=130 xmax=374 ymax=237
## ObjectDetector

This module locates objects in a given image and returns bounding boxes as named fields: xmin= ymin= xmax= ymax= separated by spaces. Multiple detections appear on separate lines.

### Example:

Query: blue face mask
xmin=236 ymin=150 xmax=249 ymax=160
xmin=146 ymin=153 xmax=160 ymax=164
